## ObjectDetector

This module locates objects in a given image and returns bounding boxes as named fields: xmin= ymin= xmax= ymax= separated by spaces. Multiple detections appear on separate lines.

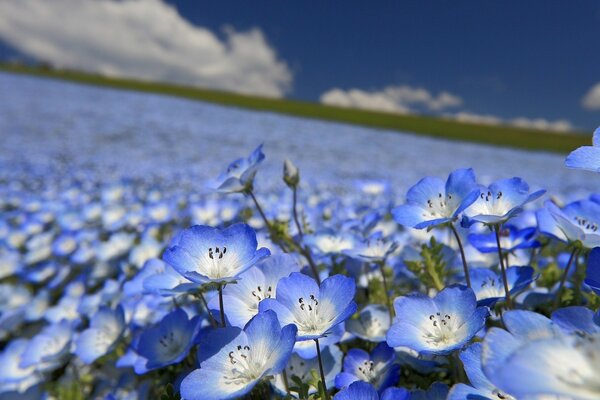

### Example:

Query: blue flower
xmin=333 ymin=381 xmax=410 ymax=400
xmin=345 ymin=304 xmax=391 ymax=342
xmin=19 ymin=320 xmax=73 ymax=373
xmin=482 ymin=310 xmax=600 ymax=399
xmin=0 ymin=339 xmax=43 ymax=394
xmin=136 ymin=309 xmax=201 ymax=371
xmin=343 ymin=235 xmax=398 ymax=263
xmin=162 ymin=223 xmax=270 ymax=285
xmin=216 ymin=144 xmax=265 ymax=193
xmin=585 ymin=247 xmax=600 ymax=295
xmin=335 ymin=342 xmax=399 ymax=392
xmin=465 ymin=177 xmax=545 ymax=225
xmin=273 ymin=344 xmax=343 ymax=397
xmin=180 ymin=310 xmax=297 ymax=400
xmin=448 ymin=343 xmax=515 ymax=400
xmin=386 ymin=286 xmax=488 ymax=355
xmin=469 ymin=266 xmax=536 ymax=307
xmin=259 ymin=272 xmax=357 ymax=340
xmin=209 ymin=254 xmax=300 ymax=327
xmin=537 ymin=199 xmax=600 ymax=248
xmin=392 ymin=168 xmax=479 ymax=229
xmin=74 ymin=305 xmax=126 ymax=364
xmin=565 ymin=126 xmax=600 ymax=172
xmin=468 ymin=225 xmax=540 ymax=253
xmin=551 ymin=306 xmax=600 ymax=335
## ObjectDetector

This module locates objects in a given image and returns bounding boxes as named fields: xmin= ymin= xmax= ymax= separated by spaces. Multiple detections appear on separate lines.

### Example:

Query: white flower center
xmin=224 ymin=344 xmax=264 ymax=386
xmin=422 ymin=312 xmax=459 ymax=347
xmin=295 ymin=294 xmax=327 ymax=335
xmin=422 ymin=192 xmax=454 ymax=218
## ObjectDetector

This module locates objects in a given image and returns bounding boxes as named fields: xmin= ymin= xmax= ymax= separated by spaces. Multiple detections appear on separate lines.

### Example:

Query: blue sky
xmin=1 ymin=0 xmax=599 ymax=132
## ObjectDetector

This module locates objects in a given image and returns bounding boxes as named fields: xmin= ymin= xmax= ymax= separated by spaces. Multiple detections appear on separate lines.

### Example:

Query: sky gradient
xmin=1 ymin=0 xmax=599 ymax=132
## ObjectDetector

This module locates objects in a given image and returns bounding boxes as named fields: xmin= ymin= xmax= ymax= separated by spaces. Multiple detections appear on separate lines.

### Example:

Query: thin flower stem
xmin=248 ymin=190 xmax=272 ymax=231
xmin=196 ymin=291 xmax=218 ymax=328
xmin=554 ymin=247 xmax=579 ymax=309
xmin=218 ymin=284 xmax=226 ymax=327
xmin=377 ymin=260 xmax=394 ymax=319
xmin=314 ymin=338 xmax=329 ymax=400
xmin=450 ymin=224 xmax=471 ymax=288
xmin=281 ymin=368 xmax=291 ymax=396
xmin=494 ymin=225 xmax=513 ymax=309
xmin=291 ymin=186 xmax=321 ymax=284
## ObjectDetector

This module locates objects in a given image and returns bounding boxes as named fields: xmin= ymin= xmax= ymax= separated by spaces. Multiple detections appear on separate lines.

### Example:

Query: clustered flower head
xmin=2 ymin=136 xmax=600 ymax=400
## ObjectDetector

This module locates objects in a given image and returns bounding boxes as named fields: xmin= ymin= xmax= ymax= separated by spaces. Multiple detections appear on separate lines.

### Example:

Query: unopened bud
xmin=283 ymin=159 xmax=300 ymax=187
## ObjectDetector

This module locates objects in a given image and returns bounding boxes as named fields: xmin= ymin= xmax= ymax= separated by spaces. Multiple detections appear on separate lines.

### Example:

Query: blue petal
xmin=333 ymin=381 xmax=379 ymax=400
xmin=551 ymin=306 xmax=599 ymax=334
xmin=392 ymin=204 xmax=429 ymax=229
xmin=459 ymin=343 xmax=495 ymax=392
xmin=565 ymin=146 xmax=600 ymax=171
xmin=501 ymin=310 xmax=557 ymax=338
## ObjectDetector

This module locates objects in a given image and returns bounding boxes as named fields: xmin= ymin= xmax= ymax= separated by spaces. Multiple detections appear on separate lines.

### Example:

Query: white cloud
xmin=582 ymin=82 xmax=600 ymax=110
xmin=0 ymin=0 xmax=292 ymax=97
xmin=449 ymin=112 xmax=573 ymax=132
xmin=320 ymin=85 xmax=463 ymax=114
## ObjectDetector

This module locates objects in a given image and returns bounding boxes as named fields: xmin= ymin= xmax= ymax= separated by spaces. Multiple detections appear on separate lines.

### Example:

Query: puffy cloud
xmin=0 ymin=0 xmax=292 ymax=97
xmin=581 ymin=82 xmax=600 ymax=110
xmin=320 ymin=85 xmax=463 ymax=114
xmin=450 ymin=112 xmax=573 ymax=132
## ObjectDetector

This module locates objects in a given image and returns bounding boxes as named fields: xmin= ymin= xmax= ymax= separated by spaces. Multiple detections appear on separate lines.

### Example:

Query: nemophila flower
xmin=272 ymin=344 xmax=343 ymax=397
xmin=343 ymin=235 xmax=398 ymax=262
xmin=468 ymin=225 xmax=540 ymax=254
xmin=565 ymin=126 xmax=600 ymax=171
xmin=334 ymin=381 xmax=410 ymax=400
xmin=216 ymin=144 xmax=265 ymax=193
xmin=465 ymin=177 xmax=545 ymax=225
xmin=208 ymin=254 xmax=300 ymax=328
xmin=304 ymin=231 xmax=358 ymax=256
xmin=386 ymin=286 xmax=488 ymax=355
xmin=482 ymin=310 xmax=600 ymax=399
xmin=180 ymin=310 xmax=297 ymax=400
xmin=136 ymin=309 xmax=201 ymax=371
xmin=469 ymin=266 xmax=535 ymax=307
xmin=74 ymin=305 xmax=126 ymax=364
xmin=448 ymin=343 xmax=515 ymax=400
xmin=392 ymin=168 xmax=479 ymax=229
xmin=162 ymin=223 xmax=270 ymax=285
xmin=537 ymin=199 xmax=600 ymax=248
xmin=20 ymin=320 xmax=73 ymax=373
xmin=585 ymin=247 xmax=600 ymax=295
xmin=551 ymin=306 xmax=600 ymax=335
xmin=335 ymin=342 xmax=399 ymax=392
xmin=0 ymin=339 xmax=43 ymax=394
xmin=346 ymin=304 xmax=391 ymax=342
xmin=259 ymin=272 xmax=357 ymax=340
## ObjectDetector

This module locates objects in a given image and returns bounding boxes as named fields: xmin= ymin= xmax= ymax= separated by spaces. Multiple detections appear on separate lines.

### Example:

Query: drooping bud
xmin=283 ymin=159 xmax=300 ymax=187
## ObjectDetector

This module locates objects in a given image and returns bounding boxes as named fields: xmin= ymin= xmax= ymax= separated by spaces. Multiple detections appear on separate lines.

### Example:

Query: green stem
xmin=314 ymin=339 xmax=329 ymax=400
xmin=494 ymin=225 xmax=513 ymax=309
xmin=450 ymin=224 xmax=471 ymax=288
xmin=218 ymin=284 xmax=226 ymax=327
xmin=377 ymin=261 xmax=394 ymax=319
xmin=197 ymin=291 xmax=218 ymax=328
xmin=554 ymin=247 xmax=579 ymax=309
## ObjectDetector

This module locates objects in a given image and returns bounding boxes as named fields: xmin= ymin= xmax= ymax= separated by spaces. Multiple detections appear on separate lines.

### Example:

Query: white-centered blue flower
xmin=259 ymin=272 xmax=357 ymax=340
xmin=537 ymin=199 xmax=600 ymax=248
xmin=180 ymin=310 xmax=297 ymax=400
xmin=386 ymin=286 xmax=488 ymax=355
xmin=162 ymin=223 xmax=270 ymax=284
xmin=216 ymin=144 xmax=265 ymax=193
xmin=20 ymin=320 xmax=73 ymax=373
xmin=335 ymin=342 xmax=399 ymax=392
xmin=74 ymin=305 xmax=126 ymax=364
xmin=345 ymin=304 xmax=391 ymax=343
xmin=465 ymin=178 xmax=545 ymax=225
xmin=392 ymin=168 xmax=479 ymax=229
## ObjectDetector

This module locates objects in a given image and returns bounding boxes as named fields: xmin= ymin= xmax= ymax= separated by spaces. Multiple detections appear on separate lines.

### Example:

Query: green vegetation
xmin=1 ymin=64 xmax=591 ymax=153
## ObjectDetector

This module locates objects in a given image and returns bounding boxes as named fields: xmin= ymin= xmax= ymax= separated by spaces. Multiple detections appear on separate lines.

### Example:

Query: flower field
xmin=1 ymin=72 xmax=600 ymax=399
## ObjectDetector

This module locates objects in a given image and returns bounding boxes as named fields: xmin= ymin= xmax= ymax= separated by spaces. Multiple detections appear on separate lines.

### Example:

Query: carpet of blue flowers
xmin=2 ymin=75 xmax=600 ymax=400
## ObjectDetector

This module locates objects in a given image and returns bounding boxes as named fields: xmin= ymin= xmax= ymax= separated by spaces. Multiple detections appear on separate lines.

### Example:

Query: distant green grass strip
xmin=0 ymin=64 xmax=590 ymax=153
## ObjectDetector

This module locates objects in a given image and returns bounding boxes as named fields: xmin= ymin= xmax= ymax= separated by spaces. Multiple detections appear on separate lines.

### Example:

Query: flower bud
xmin=283 ymin=159 xmax=300 ymax=187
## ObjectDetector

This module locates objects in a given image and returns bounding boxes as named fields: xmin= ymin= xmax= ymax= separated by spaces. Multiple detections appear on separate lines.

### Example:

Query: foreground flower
xmin=335 ymin=342 xmax=399 ymax=392
xmin=386 ymin=286 xmax=488 ymax=354
xmin=465 ymin=177 xmax=545 ymax=226
xmin=565 ymin=126 xmax=600 ymax=172
xmin=333 ymin=381 xmax=410 ymax=400
xmin=162 ymin=223 xmax=270 ymax=285
xmin=448 ymin=343 xmax=515 ymax=400
xmin=216 ymin=144 xmax=265 ymax=193
xmin=482 ymin=309 xmax=600 ymax=399
xmin=259 ymin=272 xmax=357 ymax=340
xmin=74 ymin=305 xmax=125 ymax=364
xmin=392 ymin=168 xmax=479 ymax=229
xmin=537 ymin=199 xmax=600 ymax=248
xmin=180 ymin=310 xmax=297 ymax=400
xmin=136 ymin=308 xmax=201 ymax=371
